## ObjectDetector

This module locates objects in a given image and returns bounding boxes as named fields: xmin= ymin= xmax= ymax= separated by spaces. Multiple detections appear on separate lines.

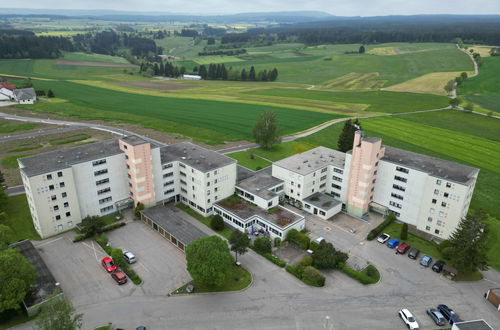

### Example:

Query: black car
xmin=437 ymin=304 xmax=461 ymax=324
xmin=426 ymin=308 xmax=446 ymax=326
xmin=432 ymin=260 xmax=445 ymax=273
xmin=408 ymin=247 xmax=420 ymax=259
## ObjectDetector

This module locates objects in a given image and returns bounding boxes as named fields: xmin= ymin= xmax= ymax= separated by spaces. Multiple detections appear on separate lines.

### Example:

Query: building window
xmin=94 ymin=169 xmax=108 ymax=176
xmin=59 ymin=182 xmax=65 ymax=188
xmin=100 ymin=205 xmax=114 ymax=213
xmin=435 ymin=229 xmax=440 ymax=234
xmin=439 ymin=211 xmax=445 ymax=217
xmin=62 ymin=192 xmax=67 ymax=198
xmin=321 ymin=168 xmax=327 ymax=173
xmin=396 ymin=166 xmax=409 ymax=174
xmin=162 ymin=163 xmax=173 ymax=170
xmin=97 ymin=187 xmax=111 ymax=195
xmin=428 ymin=217 xmax=432 ymax=222
xmin=436 ymin=179 xmax=442 ymax=185
xmin=319 ymin=183 xmax=326 ymax=188
xmin=332 ymin=183 xmax=341 ymax=190
xmin=394 ymin=175 xmax=407 ymax=183
xmin=446 ymin=182 xmax=452 ymax=188
xmin=391 ymin=193 xmax=404 ymax=200
xmin=54 ymin=205 xmax=59 ymax=211
xmin=441 ymin=202 xmax=447 ymax=207
xmin=437 ymin=220 xmax=442 ymax=226
xmin=389 ymin=201 xmax=402 ymax=209
xmin=426 ymin=226 xmax=430 ymax=231
xmin=214 ymin=170 xmax=218 ymax=175
xmin=49 ymin=185 xmax=54 ymax=190
xmin=99 ymin=197 xmax=112 ymax=204
xmin=96 ymin=178 xmax=110 ymax=186
xmin=179 ymin=163 xmax=186 ymax=168
xmin=47 ymin=174 xmax=52 ymax=180
xmin=164 ymin=189 xmax=174 ymax=195
xmin=64 ymin=202 xmax=69 ymax=208
xmin=432 ymin=199 xmax=437 ymax=204
xmin=444 ymin=192 xmax=449 ymax=198
xmin=332 ymin=176 xmax=342 ymax=182
xmin=66 ymin=212 xmax=71 ymax=217
xmin=58 ymin=224 xmax=63 ymax=231
xmin=430 ymin=208 xmax=435 ymax=214
xmin=92 ymin=159 xmax=107 ymax=166
xmin=57 ymin=171 xmax=63 ymax=177
xmin=191 ymin=169 xmax=194 ymax=173
xmin=55 ymin=215 xmax=61 ymax=220
xmin=320 ymin=175 xmax=327 ymax=181
xmin=51 ymin=195 xmax=57 ymax=201
xmin=393 ymin=184 xmax=405 ymax=192
xmin=68 ymin=221 xmax=73 ymax=227
xmin=333 ymin=168 xmax=343 ymax=174
xmin=163 ymin=172 xmax=174 ymax=178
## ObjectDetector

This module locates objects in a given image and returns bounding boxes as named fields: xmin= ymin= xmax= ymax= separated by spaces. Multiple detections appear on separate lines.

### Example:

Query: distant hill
xmin=0 ymin=9 xmax=333 ymax=24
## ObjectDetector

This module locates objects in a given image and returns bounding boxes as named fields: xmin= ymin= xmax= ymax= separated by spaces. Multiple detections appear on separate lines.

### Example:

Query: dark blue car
xmin=387 ymin=238 xmax=400 ymax=248
xmin=437 ymin=304 xmax=461 ymax=324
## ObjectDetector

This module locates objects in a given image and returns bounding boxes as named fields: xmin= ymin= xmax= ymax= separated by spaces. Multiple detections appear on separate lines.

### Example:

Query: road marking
xmin=137 ymin=262 xmax=150 ymax=273
xmin=484 ymin=278 xmax=499 ymax=285
xmin=36 ymin=237 xmax=63 ymax=247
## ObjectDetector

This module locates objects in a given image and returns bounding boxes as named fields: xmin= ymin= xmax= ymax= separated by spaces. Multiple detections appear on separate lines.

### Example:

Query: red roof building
xmin=0 ymin=82 xmax=16 ymax=90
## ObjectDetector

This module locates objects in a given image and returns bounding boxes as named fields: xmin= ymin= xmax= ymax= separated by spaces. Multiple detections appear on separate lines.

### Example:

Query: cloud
xmin=3 ymin=0 xmax=500 ymax=15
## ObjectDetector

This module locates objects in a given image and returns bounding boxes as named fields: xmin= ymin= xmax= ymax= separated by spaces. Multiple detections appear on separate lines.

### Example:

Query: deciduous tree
xmin=253 ymin=111 xmax=281 ymax=150
xmin=312 ymin=241 xmax=348 ymax=270
xmin=359 ymin=45 xmax=366 ymax=53
xmin=253 ymin=237 xmax=272 ymax=254
xmin=35 ymin=296 xmax=83 ymax=330
xmin=186 ymin=236 xmax=233 ymax=287
xmin=229 ymin=230 xmax=249 ymax=262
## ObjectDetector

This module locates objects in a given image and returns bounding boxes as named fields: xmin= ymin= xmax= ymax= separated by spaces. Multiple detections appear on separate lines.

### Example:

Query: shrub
xmin=101 ymin=222 xmax=126 ymax=232
xmin=294 ymin=232 xmax=310 ymax=250
xmin=309 ymin=241 xmax=320 ymax=252
xmin=400 ymin=223 xmax=408 ymax=240
xmin=366 ymin=213 xmax=396 ymax=240
xmin=365 ymin=264 xmax=378 ymax=278
xmin=342 ymin=265 xmax=380 ymax=285
xmin=134 ymin=202 xmax=144 ymax=218
xmin=254 ymin=237 xmax=272 ymax=254
xmin=274 ymin=237 xmax=281 ymax=247
xmin=262 ymin=253 xmax=286 ymax=267
xmin=210 ymin=215 xmax=225 ymax=231
xmin=80 ymin=215 xmax=105 ymax=236
xmin=111 ymin=248 xmax=126 ymax=269
xmin=299 ymin=256 xmax=313 ymax=267
xmin=438 ymin=239 xmax=451 ymax=252
xmin=366 ymin=229 xmax=378 ymax=241
xmin=285 ymin=265 xmax=302 ymax=279
xmin=95 ymin=234 xmax=108 ymax=247
xmin=286 ymin=229 xmax=299 ymax=242
xmin=442 ymin=247 xmax=454 ymax=261
xmin=313 ymin=241 xmax=348 ymax=270
xmin=301 ymin=266 xmax=325 ymax=287
xmin=73 ymin=233 xmax=92 ymax=242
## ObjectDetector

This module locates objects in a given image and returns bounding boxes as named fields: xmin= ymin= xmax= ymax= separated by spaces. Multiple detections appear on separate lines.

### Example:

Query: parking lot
xmin=34 ymin=219 xmax=192 ymax=308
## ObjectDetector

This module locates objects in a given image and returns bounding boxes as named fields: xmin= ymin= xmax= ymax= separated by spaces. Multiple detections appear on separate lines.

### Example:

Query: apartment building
xmin=271 ymin=131 xmax=478 ymax=239
xmin=19 ymin=136 xmax=236 ymax=238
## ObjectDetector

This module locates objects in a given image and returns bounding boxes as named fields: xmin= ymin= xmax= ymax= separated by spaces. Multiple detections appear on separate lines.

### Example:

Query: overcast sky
xmin=3 ymin=0 xmax=500 ymax=16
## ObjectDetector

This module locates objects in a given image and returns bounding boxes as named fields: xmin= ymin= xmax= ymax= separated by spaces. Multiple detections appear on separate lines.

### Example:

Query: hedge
xmin=366 ymin=214 xmax=396 ymax=240
xmin=285 ymin=265 xmax=303 ymax=279
xmin=101 ymin=222 xmax=126 ymax=232
xmin=262 ymin=253 xmax=286 ymax=268
xmin=73 ymin=232 xmax=92 ymax=242
xmin=285 ymin=264 xmax=325 ymax=287
xmin=342 ymin=264 xmax=380 ymax=285
xmin=285 ymin=229 xmax=310 ymax=250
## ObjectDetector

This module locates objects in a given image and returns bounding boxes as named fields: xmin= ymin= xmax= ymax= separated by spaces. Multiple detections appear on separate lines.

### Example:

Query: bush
xmin=210 ymin=215 xmax=225 ymax=231
xmin=95 ymin=233 xmax=108 ymax=247
xmin=73 ymin=233 xmax=92 ymax=242
xmin=293 ymin=232 xmax=310 ymax=250
xmin=101 ymin=222 xmax=126 ymax=232
xmin=299 ymin=256 xmax=313 ymax=267
xmin=285 ymin=265 xmax=303 ymax=279
xmin=274 ymin=237 xmax=281 ymax=247
xmin=262 ymin=253 xmax=286 ymax=267
xmin=134 ymin=202 xmax=144 ymax=218
xmin=286 ymin=229 xmax=299 ymax=242
xmin=438 ymin=239 xmax=451 ymax=252
xmin=342 ymin=265 xmax=380 ymax=285
xmin=301 ymin=266 xmax=325 ymax=287
xmin=366 ymin=229 xmax=378 ymax=241
xmin=254 ymin=237 xmax=272 ymax=254
xmin=111 ymin=248 xmax=126 ymax=269
xmin=365 ymin=264 xmax=378 ymax=278
xmin=309 ymin=241 xmax=320 ymax=252
xmin=442 ymin=247 xmax=454 ymax=261
xmin=400 ymin=223 xmax=408 ymax=240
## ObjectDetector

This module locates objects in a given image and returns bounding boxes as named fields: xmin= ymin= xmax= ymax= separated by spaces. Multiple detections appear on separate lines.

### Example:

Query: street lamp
xmin=324 ymin=315 xmax=334 ymax=330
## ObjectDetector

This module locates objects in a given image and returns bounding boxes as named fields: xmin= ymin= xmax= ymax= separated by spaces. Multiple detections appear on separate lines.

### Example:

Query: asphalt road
xmin=0 ymin=126 xmax=85 ymax=143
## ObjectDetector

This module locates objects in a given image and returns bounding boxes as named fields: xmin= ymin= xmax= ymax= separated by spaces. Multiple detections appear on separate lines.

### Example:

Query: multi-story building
xmin=271 ymin=131 xmax=478 ymax=239
xmin=19 ymin=131 xmax=478 ymax=240
xmin=19 ymin=136 xmax=236 ymax=238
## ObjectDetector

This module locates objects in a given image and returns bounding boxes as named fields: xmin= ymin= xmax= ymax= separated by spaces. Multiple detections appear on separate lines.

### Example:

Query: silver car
xmin=123 ymin=251 xmax=137 ymax=264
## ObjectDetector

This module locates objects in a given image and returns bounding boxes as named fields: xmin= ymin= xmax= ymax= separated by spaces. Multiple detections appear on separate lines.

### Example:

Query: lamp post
xmin=324 ymin=315 xmax=330 ymax=330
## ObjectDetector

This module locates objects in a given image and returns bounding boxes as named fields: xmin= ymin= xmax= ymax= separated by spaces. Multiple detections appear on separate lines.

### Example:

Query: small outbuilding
xmin=451 ymin=319 xmax=495 ymax=330
xmin=183 ymin=74 xmax=202 ymax=80
xmin=141 ymin=205 xmax=207 ymax=252
xmin=485 ymin=288 xmax=500 ymax=311
xmin=10 ymin=240 xmax=64 ymax=317
xmin=13 ymin=88 xmax=37 ymax=104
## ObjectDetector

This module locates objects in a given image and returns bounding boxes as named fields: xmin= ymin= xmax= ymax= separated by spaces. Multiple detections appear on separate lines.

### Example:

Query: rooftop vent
xmin=320 ymin=155 xmax=323 ymax=158
xmin=196 ymin=160 xmax=200 ymax=164
xmin=208 ymin=162 xmax=212 ymax=166
xmin=303 ymin=160 xmax=308 ymax=163
xmin=256 ymin=188 xmax=260 ymax=191
xmin=297 ymin=166 xmax=301 ymax=170
xmin=188 ymin=157 xmax=192 ymax=160
xmin=399 ymin=158 xmax=403 ymax=162
xmin=181 ymin=156 xmax=186 ymax=160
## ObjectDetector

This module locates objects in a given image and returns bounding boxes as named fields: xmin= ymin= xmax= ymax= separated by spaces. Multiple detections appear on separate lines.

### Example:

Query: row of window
xmin=425 ymin=226 xmax=440 ymax=235
xmin=396 ymin=166 xmax=409 ymax=174
xmin=46 ymin=171 xmax=63 ymax=180
xmin=92 ymin=159 xmax=106 ymax=166
xmin=164 ymin=188 xmax=175 ymax=195
xmin=431 ymin=199 xmax=447 ymax=207
xmin=98 ymin=187 xmax=111 ymax=195
xmin=94 ymin=169 xmax=108 ymax=176
xmin=436 ymin=179 xmax=452 ymax=188
xmin=99 ymin=196 xmax=112 ymax=205
xmin=394 ymin=175 xmax=407 ymax=183
xmin=101 ymin=205 xmax=114 ymax=213
xmin=391 ymin=193 xmax=404 ymax=200
xmin=55 ymin=211 xmax=71 ymax=220
xmin=389 ymin=201 xmax=402 ymax=209
xmin=50 ymin=192 xmax=67 ymax=201
xmin=52 ymin=202 xmax=69 ymax=211
xmin=96 ymin=178 xmax=110 ymax=186
xmin=393 ymin=184 xmax=405 ymax=192
xmin=48 ymin=182 xmax=65 ymax=190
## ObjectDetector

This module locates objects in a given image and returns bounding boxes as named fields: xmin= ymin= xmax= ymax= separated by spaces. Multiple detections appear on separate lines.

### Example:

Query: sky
xmin=2 ymin=0 xmax=500 ymax=16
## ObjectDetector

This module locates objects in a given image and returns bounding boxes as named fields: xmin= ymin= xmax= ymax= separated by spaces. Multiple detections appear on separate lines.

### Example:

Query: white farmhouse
xmin=13 ymin=88 xmax=36 ymax=104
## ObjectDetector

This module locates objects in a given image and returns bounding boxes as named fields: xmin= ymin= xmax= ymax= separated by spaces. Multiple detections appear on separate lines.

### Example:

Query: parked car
xmin=377 ymin=233 xmax=390 ymax=244
xmin=426 ymin=308 xmax=446 ymax=326
xmin=123 ymin=251 xmax=137 ymax=264
xmin=437 ymin=304 xmax=461 ymax=324
xmin=432 ymin=260 xmax=445 ymax=273
xmin=387 ymin=238 xmax=400 ymax=248
xmin=420 ymin=255 xmax=433 ymax=267
xmin=101 ymin=257 xmax=117 ymax=273
xmin=313 ymin=237 xmax=325 ymax=244
xmin=111 ymin=270 xmax=127 ymax=285
xmin=399 ymin=308 xmax=419 ymax=330
xmin=408 ymin=247 xmax=420 ymax=259
xmin=396 ymin=242 xmax=410 ymax=254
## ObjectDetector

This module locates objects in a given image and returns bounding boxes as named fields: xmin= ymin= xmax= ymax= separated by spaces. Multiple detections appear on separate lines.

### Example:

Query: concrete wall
xmin=303 ymin=201 xmax=342 ymax=220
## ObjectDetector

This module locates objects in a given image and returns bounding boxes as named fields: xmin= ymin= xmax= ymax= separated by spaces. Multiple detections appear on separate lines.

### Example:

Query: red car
xmin=101 ymin=257 xmax=117 ymax=273
xmin=396 ymin=242 xmax=411 ymax=254
xmin=111 ymin=270 xmax=127 ymax=285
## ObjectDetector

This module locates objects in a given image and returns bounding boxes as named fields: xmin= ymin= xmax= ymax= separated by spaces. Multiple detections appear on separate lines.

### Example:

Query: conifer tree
xmin=249 ymin=66 xmax=256 ymax=80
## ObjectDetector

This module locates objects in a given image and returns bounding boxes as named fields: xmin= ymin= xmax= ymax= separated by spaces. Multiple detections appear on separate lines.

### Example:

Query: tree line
xmin=0 ymin=34 xmax=74 ymax=59
xmin=197 ymin=49 xmax=247 ymax=56
xmin=196 ymin=64 xmax=278 ymax=81
xmin=139 ymin=61 xmax=186 ymax=78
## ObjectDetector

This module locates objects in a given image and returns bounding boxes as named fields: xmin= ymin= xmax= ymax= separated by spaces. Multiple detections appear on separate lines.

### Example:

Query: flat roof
xmin=273 ymin=146 xmax=346 ymax=175
xmin=237 ymin=165 xmax=255 ymax=183
xmin=141 ymin=205 xmax=207 ymax=245
xmin=216 ymin=196 xmax=303 ymax=229
xmin=236 ymin=167 xmax=283 ymax=201
xmin=10 ymin=240 xmax=61 ymax=307
xmin=120 ymin=135 xmax=150 ymax=146
xmin=19 ymin=138 xmax=124 ymax=177
xmin=382 ymin=146 xmax=479 ymax=185
xmin=160 ymin=141 xmax=236 ymax=172
xmin=303 ymin=192 xmax=342 ymax=211
xmin=453 ymin=320 xmax=494 ymax=330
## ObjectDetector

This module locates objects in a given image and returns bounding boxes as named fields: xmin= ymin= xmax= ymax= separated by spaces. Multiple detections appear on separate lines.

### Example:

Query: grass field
xmin=384 ymin=71 xmax=470 ymax=95
xmin=193 ymin=56 xmax=244 ymax=65
xmin=465 ymin=93 xmax=500 ymax=113
xmin=485 ymin=218 xmax=500 ymax=271
xmin=61 ymin=51 xmax=130 ymax=64
xmin=319 ymin=72 xmax=385 ymax=90
xmin=155 ymin=36 xmax=207 ymax=58
xmin=383 ymin=222 xmax=442 ymax=259
xmin=226 ymin=151 xmax=272 ymax=171
xmin=1 ymin=194 xmax=41 ymax=242
xmin=28 ymin=80 xmax=341 ymax=144
xmin=459 ymin=57 xmax=500 ymax=95
xmin=248 ymin=89 xmax=450 ymax=113
xmin=0 ymin=120 xmax=37 ymax=133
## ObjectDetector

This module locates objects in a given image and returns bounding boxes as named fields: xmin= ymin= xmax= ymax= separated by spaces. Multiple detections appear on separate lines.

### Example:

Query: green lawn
xmin=0 ymin=121 xmax=37 ymax=134
xmin=485 ymin=217 xmax=500 ymax=271
xmin=2 ymin=154 xmax=34 ymax=169
xmin=465 ymin=93 xmax=500 ymax=113
xmin=247 ymin=89 xmax=450 ymax=113
xmin=176 ymin=204 xmax=232 ymax=239
xmin=1 ymin=194 xmax=41 ymax=242
xmin=26 ymin=80 xmax=341 ymax=144
xmin=383 ymin=222 xmax=442 ymax=259
xmin=172 ymin=264 xmax=252 ymax=294
xmin=226 ymin=151 xmax=272 ymax=171
xmin=155 ymin=36 xmax=208 ymax=58
xmin=61 ymin=51 xmax=130 ymax=64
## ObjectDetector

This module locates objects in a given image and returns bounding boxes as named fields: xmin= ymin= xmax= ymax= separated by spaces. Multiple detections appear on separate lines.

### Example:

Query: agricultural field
xmin=155 ymin=36 xmax=208 ymax=58
xmin=383 ymin=71 xmax=471 ymax=95
xmin=60 ymin=51 xmax=131 ymax=64
xmin=459 ymin=56 xmax=500 ymax=112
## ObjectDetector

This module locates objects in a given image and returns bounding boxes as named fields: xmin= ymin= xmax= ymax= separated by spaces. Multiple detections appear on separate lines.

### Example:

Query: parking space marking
xmin=36 ymin=237 xmax=63 ymax=247
xmin=81 ymin=241 xmax=105 ymax=262
xmin=137 ymin=262 xmax=151 ymax=273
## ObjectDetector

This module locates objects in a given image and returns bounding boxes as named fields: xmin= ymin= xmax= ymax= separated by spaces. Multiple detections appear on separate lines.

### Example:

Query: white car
xmin=399 ymin=309 xmax=419 ymax=330
xmin=123 ymin=251 xmax=137 ymax=264
xmin=377 ymin=233 xmax=390 ymax=244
